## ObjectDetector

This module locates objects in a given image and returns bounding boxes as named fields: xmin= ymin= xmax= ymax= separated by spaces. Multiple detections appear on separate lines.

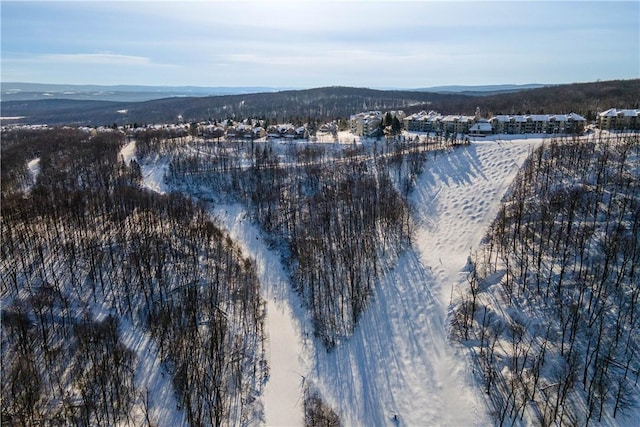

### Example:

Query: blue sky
xmin=2 ymin=1 xmax=639 ymax=88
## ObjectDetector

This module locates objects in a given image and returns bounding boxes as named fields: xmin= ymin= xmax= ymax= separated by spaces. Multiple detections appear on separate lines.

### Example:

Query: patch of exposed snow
xmin=28 ymin=157 xmax=41 ymax=179
xmin=23 ymin=157 xmax=41 ymax=192
xmin=140 ymin=160 xmax=169 ymax=194
xmin=90 ymin=290 xmax=185 ymax=426
xmin=119 ymin=140 xmax=137 ymax=164
xmin=121 ymin=140 xmax=169 ymax=194
xmin=119 ymin=318 xmax=186 ymax=427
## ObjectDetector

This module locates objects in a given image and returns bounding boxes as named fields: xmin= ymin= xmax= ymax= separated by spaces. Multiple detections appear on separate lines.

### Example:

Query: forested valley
xmin=145 ymin=131 xmax=456 ymax=347
xmin=3 ymin=123 xmax=640 ymax=426
xmin=453 ymin=134 xmax=640 ymax=425
xmin=1 ymin=128 xmax=267 ymax=425
xmin=1 ymin=124 xmax=456 ymax=425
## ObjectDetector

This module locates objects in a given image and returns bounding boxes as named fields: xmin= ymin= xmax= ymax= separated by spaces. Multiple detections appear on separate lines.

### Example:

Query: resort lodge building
xmin=597 ymin=108 xmax=640 ymax=131
xmin=402 ymin=110 xmax=587 ymax=136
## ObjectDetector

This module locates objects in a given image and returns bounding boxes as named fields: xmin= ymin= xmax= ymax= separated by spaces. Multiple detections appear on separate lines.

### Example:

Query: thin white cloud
xmin=39 ymin=53 xmax=153 ymax=65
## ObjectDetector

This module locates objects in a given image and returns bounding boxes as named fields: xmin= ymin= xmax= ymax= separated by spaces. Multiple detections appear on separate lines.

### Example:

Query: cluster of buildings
xmin=6 ymin=107 xmax=637 ymax=140
xmin=349 ymin=111 xmax=384 ymax=137
xmin=200 ymin=122 xmax=308 ymax=140
xmin=402 ymin=109 xmax=588 ymax=136
xmin=349 ymin=107 xmax=640 ymax=137
xmin=349 ymin=110 xmax=406 ymax=137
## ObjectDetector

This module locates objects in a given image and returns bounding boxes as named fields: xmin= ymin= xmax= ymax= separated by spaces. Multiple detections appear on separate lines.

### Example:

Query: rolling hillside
xmin=2 ymin=79 xmax=638 ymax=126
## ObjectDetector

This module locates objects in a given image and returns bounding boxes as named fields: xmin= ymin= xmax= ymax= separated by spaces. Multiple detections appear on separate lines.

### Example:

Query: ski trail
xmin=128 ymin=140 xmax=309 ymax=426
xmin=130 ymin=138 xmax=542 ymax=426
xmin=411 ymin=139 xmax=542 ymax=425
xmin=307 ymin=140 xmax=541 ymax=426
xmin=211 ymin=205 xmax=310 ymax=427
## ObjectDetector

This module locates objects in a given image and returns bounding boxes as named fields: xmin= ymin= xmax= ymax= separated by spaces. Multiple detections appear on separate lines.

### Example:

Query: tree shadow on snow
xmin=310 ymin=249 xmax=449 ymax=426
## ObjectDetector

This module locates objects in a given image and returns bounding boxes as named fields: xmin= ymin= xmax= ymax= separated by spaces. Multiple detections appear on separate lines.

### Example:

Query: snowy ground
xmin=303 ymin=139 xmax=541 ymax=426
xmin=211 ymin=205 xmax=311 ymax=427
xmin=131 ymin=137 xmax=544 ymax=426
xmin=23 ymin=156 xmax=40 ymax=192
xmin=120 ymin=140 xmax=169 ymax=194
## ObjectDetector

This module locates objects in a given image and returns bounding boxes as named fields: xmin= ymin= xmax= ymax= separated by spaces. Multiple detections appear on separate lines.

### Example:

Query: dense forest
xmin=1 ymin=128 xmax=267 ymax=425
xmin=2 ymin=79 xmax=638 ymax=126
xmin=452 ymin=134 xmax=640 ymax=425
xmin=3 ymin=117 xmax=640 ymax=425
xmin=152 ymin=132 xmax=452 ymax=347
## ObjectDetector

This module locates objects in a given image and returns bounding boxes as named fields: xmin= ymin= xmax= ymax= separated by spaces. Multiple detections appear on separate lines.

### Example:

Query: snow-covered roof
xmin=277 ymin=124 xmax=294 ymax=132
xmin=469 ymin=122 xmax=493 ymax=132
xmin=598 ymin=108 xmax=640 ymax=118
xmin=567 ymin=113 xmax=586 ymax=121
xmin=350 ymin=111 xmax=382 ymax=120
xmin=491 ymin=113 xmax=586 ymax=123
xmin=442 ymin=115 xmax=473 ymax=122
xmin=405 ymin=111 xmax=442 ymax=122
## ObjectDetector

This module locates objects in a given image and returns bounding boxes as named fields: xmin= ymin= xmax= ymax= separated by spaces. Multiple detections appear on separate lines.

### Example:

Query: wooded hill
xmin=1 ymin=128 xmax=268 ymax=425
xmin=453 ymin=134 xmax=640 ymax=425
xmin=2 ymin=79 xmax=638 ymax=127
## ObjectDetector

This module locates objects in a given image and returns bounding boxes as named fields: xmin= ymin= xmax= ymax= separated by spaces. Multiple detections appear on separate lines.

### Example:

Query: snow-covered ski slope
xmin=304 ymin=139 xmax=540 ymax=426
xmin=135 ymin=137 xmax=542 ymax=426
xmin=211 ymin=205 xmax=310 ymax=427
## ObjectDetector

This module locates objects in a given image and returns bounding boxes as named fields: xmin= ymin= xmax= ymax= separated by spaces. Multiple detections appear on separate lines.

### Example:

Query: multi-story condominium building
xmin=598 ymin=108 xmax=640 ymax=130
xmin=491 ymin=115 xmax=527 ymax=134
xmin=441 ymin=115 xmax=475 ymax=134
xmin=387 ymin=110 xmax=588 ymax=136
xmin=350 ymin=111 xmax=383 ymax=137
xmin=403 ymin=111 xmax=442 ymax=132
xmin=489 ymin=113 xmax=586 ymax=135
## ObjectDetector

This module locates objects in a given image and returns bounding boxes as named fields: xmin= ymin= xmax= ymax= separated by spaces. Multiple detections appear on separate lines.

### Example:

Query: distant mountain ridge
xmin=2 ymin=79 xmax=638 ymax=126
xmin=415 ymin=83 xmax=551 ymax=95
xmin=3 ymin=82 xmax=549 ymax=102
xmin=1 ymin=82 xmax=294 ymax=102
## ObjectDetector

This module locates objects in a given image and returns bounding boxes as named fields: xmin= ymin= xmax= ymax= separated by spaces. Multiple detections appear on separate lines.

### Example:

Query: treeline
xmin=304 ymin=385 xmax=341 ymax=427
xmin=166 ymin=135 xmax=443 ymax=347
xmin=1 ymin=128 xmax=267 ymax=425
xmin=452 ymin=134 xmax=640 ymax=425
xmin=5 ymin=79 xmax=637 ymax=126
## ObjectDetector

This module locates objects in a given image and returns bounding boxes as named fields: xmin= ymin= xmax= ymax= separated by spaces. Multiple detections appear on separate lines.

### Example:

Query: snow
xmin=120 ymin=140 xmax=137 ymax=164
xmin=120 ymin=140 xmax=170 ymax=194
xmin=119 ymin=318 xmax=186 ymax=427
xmin=24 ymin=157 xmax=40 ymax=192
xmin=136 ymin=136 xmax=545 ymax=426
xmin=413 ymin=140 xmax=540 ymax=308
xmin=295 ymin=139 xmax=541 ymax=426
xmin=211 ymin=205 xmax=309 ymax=427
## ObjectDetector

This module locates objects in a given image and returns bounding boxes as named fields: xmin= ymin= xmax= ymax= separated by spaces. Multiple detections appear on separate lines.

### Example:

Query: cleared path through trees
xmin=211 ymin=204 xmax=310 ymax=427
